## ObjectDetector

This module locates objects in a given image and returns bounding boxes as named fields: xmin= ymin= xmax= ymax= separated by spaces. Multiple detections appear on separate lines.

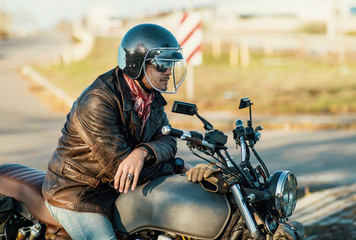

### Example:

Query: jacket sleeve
xmin=137 ymin=107 xmax=177 ymax=166
xmin=74 ymin=89 xmax=131 ymax=179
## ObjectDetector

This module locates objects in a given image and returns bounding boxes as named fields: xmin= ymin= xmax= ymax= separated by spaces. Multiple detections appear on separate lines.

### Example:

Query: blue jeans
xmin=45 ymin=201 xmax=116 ymax=240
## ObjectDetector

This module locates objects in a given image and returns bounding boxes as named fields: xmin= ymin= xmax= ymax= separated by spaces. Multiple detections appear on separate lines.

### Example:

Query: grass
xmin=33 ymin=37 xmax=119 ymax=99
xmin=33 ymin=37 xmax=356 ymax=115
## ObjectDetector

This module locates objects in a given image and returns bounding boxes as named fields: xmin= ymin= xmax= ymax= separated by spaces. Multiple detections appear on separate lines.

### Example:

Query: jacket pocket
xmin=91 ymin=142 xmax=128 ymax=180
xmin=62 ymin=160 xmax=100 ymax=188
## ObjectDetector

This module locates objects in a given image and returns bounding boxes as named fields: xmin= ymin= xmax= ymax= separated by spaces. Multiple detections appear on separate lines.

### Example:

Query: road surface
xmin=0 ymin=32 xmax=71 ymax=170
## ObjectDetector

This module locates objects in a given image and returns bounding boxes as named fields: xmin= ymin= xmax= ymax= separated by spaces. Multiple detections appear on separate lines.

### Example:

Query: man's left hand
xmin=186 ymin=163 xmax=220 ymax=182
xmin=113 ymin=148 xmax=147 ymax=193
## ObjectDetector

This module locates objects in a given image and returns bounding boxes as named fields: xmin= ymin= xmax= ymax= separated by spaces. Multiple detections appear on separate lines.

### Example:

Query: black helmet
xmin=118 ymin=23 xmax=186 ymax=93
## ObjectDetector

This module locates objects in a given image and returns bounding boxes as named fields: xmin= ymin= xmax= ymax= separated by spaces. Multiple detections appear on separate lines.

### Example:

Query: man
xmin=42 ymin=23 xmax=303 ymax=240
xmin=42 ymin=23 xmax=188 ymax=239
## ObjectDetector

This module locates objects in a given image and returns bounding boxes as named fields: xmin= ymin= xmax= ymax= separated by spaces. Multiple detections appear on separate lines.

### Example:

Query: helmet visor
xmin=144 ymin=48 xmax=187 ymax=94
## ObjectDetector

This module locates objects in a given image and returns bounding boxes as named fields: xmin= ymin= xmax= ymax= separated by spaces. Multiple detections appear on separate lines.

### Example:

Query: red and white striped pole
xmin=177 ymin=12 xmax=202 ymax=100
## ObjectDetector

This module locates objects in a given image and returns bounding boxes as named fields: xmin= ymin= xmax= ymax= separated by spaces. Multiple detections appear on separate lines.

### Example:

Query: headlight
xmin=265 ymin=170 xmax=298 ymax=218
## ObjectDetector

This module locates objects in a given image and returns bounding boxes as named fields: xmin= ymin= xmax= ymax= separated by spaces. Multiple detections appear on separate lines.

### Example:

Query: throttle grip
xmin=162 ymin=126 xmax=185 ymax=138
xmin=161 ymin=126 xmax=215 ymax=149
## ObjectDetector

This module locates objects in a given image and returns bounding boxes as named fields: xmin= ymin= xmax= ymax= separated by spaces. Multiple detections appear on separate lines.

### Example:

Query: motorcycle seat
xmin=0 ymin=164 xmax=64 ymax=229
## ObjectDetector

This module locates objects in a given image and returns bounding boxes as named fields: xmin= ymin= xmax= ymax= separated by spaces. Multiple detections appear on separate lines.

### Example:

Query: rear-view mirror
xmin=239 ymin=97 xmax=252 ymax=109
xmin=172 ymin=101 xmax=197 ymax=116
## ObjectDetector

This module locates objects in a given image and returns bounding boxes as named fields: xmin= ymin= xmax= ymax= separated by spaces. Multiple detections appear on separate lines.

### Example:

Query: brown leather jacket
xmin=42 ymin=67 xmax=178 ymax=219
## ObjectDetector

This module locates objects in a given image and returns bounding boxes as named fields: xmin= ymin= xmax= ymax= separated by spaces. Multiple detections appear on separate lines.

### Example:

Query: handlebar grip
xmin=235 ymin=119 xmax=244 ymax=128
xmin=162 ymin=126 xmax=185 ymax=138
xmin=168 ymin=127 xmax=184 ymax=138
xmin=162 ymin=126 xmax=215 ymax=149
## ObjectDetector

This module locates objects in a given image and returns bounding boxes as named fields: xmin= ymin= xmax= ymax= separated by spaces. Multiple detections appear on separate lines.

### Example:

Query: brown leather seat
xmin=0 ymin=164 xmax=70 ymax=239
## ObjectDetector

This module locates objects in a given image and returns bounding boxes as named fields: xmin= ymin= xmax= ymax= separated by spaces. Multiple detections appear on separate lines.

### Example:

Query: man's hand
xmin=186 ymin=163 xmax=228 ymax=193
xmin=114 ymin=148 xmax=147 ymax=193
xmin=186 ymin=163 xmax=220 ymax=182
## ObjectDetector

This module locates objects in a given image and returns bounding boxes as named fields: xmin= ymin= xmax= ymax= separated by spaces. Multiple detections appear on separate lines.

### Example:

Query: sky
xmin=1 ymin=0 xmax=216 ymax=32
xmin=2 ymin=0 xmax=356 ymax=34
xmin=1 ymin=0 xmax=87 ymax=31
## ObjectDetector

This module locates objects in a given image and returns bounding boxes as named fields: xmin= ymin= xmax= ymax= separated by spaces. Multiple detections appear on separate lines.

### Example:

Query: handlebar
xmin=161 ymin=126 xmax=215 ymax=149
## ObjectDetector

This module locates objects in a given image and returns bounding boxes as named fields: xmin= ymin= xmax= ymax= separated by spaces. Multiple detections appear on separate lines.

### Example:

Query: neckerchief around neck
xmin=123 ymin=74 xmax=154 ymax=134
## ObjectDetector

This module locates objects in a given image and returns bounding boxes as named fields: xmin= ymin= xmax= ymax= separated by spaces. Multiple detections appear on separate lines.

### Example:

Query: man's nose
xmin=164 ymin=67 xmax=172 ymax=74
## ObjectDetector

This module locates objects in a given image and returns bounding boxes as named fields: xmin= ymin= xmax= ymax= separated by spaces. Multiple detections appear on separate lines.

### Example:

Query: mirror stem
xmin=195 ymin=110 xmax=214 ymax=131
xmin=248 ymin=105 xmax=253 ymax=127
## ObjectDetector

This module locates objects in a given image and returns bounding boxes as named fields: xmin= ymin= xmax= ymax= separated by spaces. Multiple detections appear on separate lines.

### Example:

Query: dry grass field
xmin=33 ymin=37 xmax=356 ymax=116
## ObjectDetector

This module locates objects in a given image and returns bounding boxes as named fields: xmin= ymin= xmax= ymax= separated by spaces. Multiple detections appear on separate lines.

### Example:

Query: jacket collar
xmin=115 ymin=67 xmax=167 ymax=112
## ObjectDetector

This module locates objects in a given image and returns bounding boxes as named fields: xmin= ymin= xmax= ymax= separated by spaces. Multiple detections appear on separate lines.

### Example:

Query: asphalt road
xmin=0 ymin=32 xmax=71 ymax=170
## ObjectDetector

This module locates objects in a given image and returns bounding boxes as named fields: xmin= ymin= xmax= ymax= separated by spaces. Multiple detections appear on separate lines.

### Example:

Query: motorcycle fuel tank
xmin=113 ymin=174 xmax=231 ymax=239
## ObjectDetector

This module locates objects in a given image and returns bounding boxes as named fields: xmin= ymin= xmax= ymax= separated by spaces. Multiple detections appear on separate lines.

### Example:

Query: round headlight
xmin=265 ymin=170 xmax=298 ymax=218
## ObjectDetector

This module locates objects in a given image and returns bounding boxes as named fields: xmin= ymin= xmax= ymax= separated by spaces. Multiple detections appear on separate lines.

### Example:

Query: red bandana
xmin=123 ymin=74 xmax=154 ymax=134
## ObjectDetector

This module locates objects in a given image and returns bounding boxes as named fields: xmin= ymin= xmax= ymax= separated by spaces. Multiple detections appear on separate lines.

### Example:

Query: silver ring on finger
xmin=127 ymin=173 xmax=133 ymax=181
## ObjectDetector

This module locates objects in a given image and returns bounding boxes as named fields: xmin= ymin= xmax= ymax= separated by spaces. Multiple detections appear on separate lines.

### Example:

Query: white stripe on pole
xmin=177 ymin=12 xmax=202 ymax=100
xmin=178 ymin=12 xmax=202 ymax=66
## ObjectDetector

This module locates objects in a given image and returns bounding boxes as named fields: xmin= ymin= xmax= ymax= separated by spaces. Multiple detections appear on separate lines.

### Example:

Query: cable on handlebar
xmin=251 ymin=147 xmax=270 ymax=178
xmin=188 ymin=146 xmax=252 ymax=188
xmin=163 ymin=125 xmax=257 ymax=189
xmin=223 ymin=150 xmax=256 ymax=189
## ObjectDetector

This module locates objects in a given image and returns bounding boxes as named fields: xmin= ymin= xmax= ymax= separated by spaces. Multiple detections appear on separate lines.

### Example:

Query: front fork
xmin=225 ymin=144 xmax=264 ymax=240
xmin=230 ymin=184 xmax=264 ymax=240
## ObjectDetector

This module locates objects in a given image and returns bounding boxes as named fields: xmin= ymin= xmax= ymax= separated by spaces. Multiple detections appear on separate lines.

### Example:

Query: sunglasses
xmin=147 ymin=59 xmax=174 ymax=72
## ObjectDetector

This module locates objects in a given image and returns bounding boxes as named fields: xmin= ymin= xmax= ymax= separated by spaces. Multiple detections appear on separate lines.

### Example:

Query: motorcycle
xmin=0 ymin=97 xmax=302 ymax=240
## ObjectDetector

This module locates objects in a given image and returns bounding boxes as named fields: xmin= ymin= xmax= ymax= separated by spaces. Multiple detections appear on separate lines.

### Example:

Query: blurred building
xmin=3 ymin=0 xmax=356 ymax=40
xmin=211 ymin=0 xmax=356 ymax=35
xmin=86 ymin=5 xmax=123 ymax=35
xmin=82 ymin=0 xmax=356 ymax=37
